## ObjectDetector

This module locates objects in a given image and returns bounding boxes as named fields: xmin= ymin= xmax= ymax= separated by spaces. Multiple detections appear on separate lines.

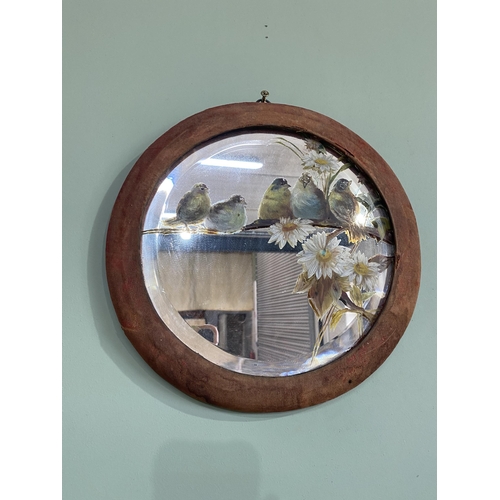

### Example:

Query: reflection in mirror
xmin=141 ymin=132 xmax=394 ymax=376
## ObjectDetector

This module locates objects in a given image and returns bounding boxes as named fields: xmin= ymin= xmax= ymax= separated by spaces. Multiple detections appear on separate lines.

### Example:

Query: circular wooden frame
xmin=105 ymin=102 xmax=420 ymax=412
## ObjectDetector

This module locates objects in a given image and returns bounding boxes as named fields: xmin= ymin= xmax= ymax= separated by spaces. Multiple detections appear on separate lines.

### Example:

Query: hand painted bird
xmin=328 ymin=178 xmax=366 ymax=243
xmin=204 ymin=194 xmax=247 ymax=233
xmin=257 ymin=178 xmax=293 ymax=220
xmin=162 ymin=182 xmax=211 ymax=228
xmin=291 ymin=172 xmax=328 ymax=221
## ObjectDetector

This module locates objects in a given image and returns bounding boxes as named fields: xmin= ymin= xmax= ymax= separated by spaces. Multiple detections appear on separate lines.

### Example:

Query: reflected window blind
xmin=256 ymin=253 xmax=316 ymax=362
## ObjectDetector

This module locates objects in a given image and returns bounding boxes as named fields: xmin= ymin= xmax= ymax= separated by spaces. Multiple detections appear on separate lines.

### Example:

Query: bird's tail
xmin=161 ymin=217 xmax=186 ymax=228
xmin=346 ymin=224 xmax=367 ymax=244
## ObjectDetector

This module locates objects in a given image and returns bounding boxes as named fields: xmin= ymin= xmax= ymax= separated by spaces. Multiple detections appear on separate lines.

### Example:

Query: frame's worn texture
xmin=106 ymin=102 xmax=420 ymax=412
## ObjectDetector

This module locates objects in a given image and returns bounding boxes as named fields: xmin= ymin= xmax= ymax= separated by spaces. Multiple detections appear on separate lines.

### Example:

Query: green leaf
xmin=371 ymin=217 xmax=391 ymax=239
xmin=308 ymin=277 xmax=338 ymax=317
xmin=275 ymin=137 xmax=304 ymax=157
xmin=356 ymin=195 xmax=373 ymax=213
xmin=350 ymin=285 xmax=363 ymax=307
xmin=368 ymin=254 xmax=392 ymax=272
xmin=361 ymin=291 xmax=378 ymax=302
xmin=293 ymin=272 xmax=316 ymax=294
xmin=328 ymin=308 xmax=351 ymax=330
xmin=275 ymin=140 xmax=303 ymax=159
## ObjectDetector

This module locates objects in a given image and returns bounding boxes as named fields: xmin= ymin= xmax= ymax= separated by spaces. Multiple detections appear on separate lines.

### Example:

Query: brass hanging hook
xmin=256 ymin=90 xmax=271 ymax=103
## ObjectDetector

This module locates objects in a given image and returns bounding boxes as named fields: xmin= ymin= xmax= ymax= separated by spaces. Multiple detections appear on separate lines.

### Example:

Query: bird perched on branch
xmin=257 ymin=178 xmax=293 ymax=220
xmin=162 ymin=183 xmax=211 ymax=228
xmin=291 ymin=172 xmax=328 ymax=221
xmin=204 ymin=194 xmax=247 ymax=233
xmin=328 ymin=178 xmax=366 ymax=243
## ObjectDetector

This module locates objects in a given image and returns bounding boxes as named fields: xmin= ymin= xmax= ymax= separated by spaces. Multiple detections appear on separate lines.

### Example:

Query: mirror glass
xmin=141 ymin=132 xmax=394 ymax=376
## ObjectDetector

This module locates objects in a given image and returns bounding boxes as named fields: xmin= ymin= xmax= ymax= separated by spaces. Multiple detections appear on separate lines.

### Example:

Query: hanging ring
xmin=256 ymin=90 xmax=271 ymax=103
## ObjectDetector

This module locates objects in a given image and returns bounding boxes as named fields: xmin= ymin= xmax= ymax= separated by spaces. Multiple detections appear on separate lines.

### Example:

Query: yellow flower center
xmin=315 ymin=158 xmax=328 ymax=165
xmin=354 ymin=262 xmax=370 ymax=276
xmin=281 ymin=222 xmax=298 ymax=232
xmin=317 ymin=249 xmax=332 ymax=262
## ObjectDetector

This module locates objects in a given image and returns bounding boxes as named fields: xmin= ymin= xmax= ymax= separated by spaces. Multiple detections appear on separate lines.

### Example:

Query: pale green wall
xmin=63 ymin=0 xmax=436 ymax=498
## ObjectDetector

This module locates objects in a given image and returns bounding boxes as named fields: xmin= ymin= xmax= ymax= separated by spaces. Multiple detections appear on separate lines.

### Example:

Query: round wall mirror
xmin=106 ymin=100 xmax=420 ymax=412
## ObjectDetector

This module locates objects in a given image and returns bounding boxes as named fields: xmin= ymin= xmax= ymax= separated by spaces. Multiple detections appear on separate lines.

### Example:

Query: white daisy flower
xmin=267 ymin=218 xmax=316 ymax=249
xmin=302 ymin=150 xmax=342 ymax=175
xmin=297 ymin=232 xmax=348 ymax=280
xmin=343 ymin=251 xmax=380 ymax=291
xmin=303 ymin=138 xmax=322 ymax=151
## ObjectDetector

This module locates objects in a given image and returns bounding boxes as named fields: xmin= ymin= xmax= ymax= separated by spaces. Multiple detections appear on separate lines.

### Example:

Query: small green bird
xmin=204 ymin=194 xmax=247 ymax=233
xmin=328 ymin=178 xmax=365 ymax=243
xmin=291 ymin=172 xmax=328 ymax=221
xmin=258 ymin=178 xmax=293 ymax=220
xmin=163 ymin=182 xmax=211 ymax=228
xmin=328 ymin=179 xmax=358 ymax=222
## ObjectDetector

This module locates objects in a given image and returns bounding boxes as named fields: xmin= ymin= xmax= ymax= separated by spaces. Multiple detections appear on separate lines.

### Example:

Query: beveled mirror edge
xmin=105 ymin=101 xmax=421 ymax=412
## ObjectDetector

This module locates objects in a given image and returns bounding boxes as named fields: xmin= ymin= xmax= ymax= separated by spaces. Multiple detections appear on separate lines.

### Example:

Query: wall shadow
xmin=87 ymin=159 xmax=313 ymax=421
xmin=154 ymin=440 xmax=279 ymax=500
